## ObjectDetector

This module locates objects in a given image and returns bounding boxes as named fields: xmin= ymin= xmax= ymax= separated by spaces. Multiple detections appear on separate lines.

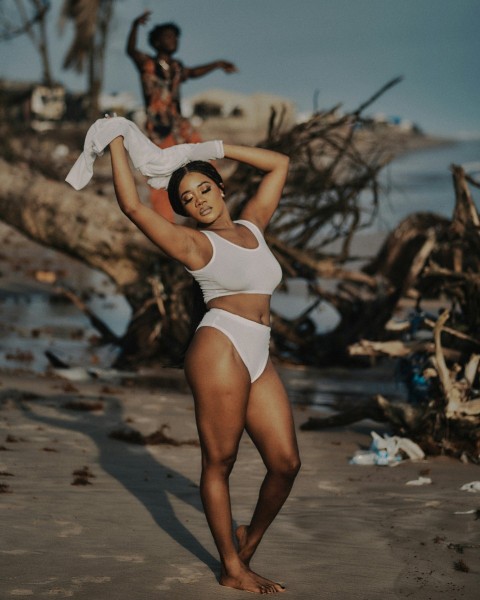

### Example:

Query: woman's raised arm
xmin=223 ymin=144 xmax=289 ymax=231
xmin=109 ymin=137 xmax=198 ymax=265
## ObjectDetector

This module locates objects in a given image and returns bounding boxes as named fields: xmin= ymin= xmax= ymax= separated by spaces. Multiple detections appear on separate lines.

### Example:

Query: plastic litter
xmin=460 ymin=481 xmax=480 ymax=493
xmin=349 ymin=450 xmax=382 ymax=466
xmin=406 ymin=476 xmax=432 ymax=486
xmin=394 ymin=436 xmax=425 ymax=461
xmin=350 ymin=431 xmax=424 ymax=466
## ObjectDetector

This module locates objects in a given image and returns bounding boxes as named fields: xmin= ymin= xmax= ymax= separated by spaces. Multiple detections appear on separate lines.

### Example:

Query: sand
xmin=0 ymin=144 xmax=478 ymax=598
xmin=1 ymin=364 xmax=479 ymax=600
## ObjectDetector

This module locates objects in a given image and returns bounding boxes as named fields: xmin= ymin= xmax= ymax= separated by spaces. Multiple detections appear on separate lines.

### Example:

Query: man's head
xmin=148 ymin=22 xmax=181 ymax=54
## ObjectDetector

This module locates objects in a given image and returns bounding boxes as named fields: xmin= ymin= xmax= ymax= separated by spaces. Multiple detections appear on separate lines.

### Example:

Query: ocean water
xmin=374 ymin=138 xmax=480 ymax=230
xmin=1 ymin=140 xmax=479 ymax=374
xmin=0 ymin=282 xmax=130 ymax=373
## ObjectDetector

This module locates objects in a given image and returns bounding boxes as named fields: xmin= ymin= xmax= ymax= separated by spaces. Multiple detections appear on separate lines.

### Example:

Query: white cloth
xmin=65 ymin=116 xmax=224 ymax=190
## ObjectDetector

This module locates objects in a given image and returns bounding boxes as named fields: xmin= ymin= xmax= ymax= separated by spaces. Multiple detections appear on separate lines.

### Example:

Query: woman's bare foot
xmin=220 ymin=562 xmax=285 ymax=594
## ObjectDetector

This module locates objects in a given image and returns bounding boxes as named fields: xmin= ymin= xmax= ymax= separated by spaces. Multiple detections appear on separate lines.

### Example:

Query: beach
xmin=1 ymin=137 xmax=480 ymax=598
xmin=1 ymin=0 xmax=479 ymax=592
xmin=1 ymin=363 xmax=479 ymax=599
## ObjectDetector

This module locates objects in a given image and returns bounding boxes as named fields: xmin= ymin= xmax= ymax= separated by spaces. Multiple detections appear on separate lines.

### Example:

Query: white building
xmin=184 ymin=89 xmax=297 ymax=145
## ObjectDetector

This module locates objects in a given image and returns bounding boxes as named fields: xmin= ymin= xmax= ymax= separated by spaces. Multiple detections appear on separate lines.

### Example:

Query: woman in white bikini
xmin=109 ymin=135 xmax=300 ymax=594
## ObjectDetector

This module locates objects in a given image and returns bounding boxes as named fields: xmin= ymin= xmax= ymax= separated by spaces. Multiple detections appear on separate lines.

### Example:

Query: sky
xmin=1 ymin=0 xmax=479 ymax=138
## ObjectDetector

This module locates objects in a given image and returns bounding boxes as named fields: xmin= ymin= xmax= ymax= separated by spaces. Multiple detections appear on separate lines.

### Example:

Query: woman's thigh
xmin=185 ymin=326 xmax=251 ymax=460
xmin=245 ymin=360 xmax=300 ymax=468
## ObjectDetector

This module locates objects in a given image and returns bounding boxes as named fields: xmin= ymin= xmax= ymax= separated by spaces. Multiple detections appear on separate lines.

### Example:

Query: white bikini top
xmin=186 ymin=220 xmax=283 ymax=305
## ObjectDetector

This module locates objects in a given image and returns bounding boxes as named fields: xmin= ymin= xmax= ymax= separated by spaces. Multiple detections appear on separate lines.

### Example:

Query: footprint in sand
xmin=71 ymin=576 xmax=111 ymax=584
xmin=156 ymin=564 xmax=208 ymax=590
xmin=54 ymin=520 xmax=83 ymax=538
xmin=114 ymin=554 xmax=145 ymax=563
xmin=79 ymin=552 xmax=145 ymax=563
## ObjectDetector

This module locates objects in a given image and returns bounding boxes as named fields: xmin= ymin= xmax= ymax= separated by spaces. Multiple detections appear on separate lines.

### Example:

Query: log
xmin=0 ymin=157 xmax=160 ymax=292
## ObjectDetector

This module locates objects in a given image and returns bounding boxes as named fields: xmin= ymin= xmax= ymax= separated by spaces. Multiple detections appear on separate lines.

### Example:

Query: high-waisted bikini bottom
xmin=196 ymin=308 xmax=271 ymax=382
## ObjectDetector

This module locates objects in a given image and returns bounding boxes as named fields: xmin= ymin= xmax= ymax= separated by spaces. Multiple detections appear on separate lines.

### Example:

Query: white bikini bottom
xmin=196 ymin=308 xmax=270 ymax=382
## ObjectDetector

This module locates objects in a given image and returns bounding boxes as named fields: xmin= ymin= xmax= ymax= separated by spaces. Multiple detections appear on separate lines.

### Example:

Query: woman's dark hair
xmin=167 ymin=160 xmax=224 ymax=217
xmin=148 ymin=22 xmax=181 ymax=47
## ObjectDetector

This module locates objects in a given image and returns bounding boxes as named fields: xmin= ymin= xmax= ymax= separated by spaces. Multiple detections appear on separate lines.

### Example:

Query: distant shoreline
xmin=198 ymin=114 xmax=454 ymax=163
xmin=354 ymin=127 xmax=454 ymax=162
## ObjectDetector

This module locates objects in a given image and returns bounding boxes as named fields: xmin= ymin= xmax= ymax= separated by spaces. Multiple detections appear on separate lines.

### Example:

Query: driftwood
xmin=432 ymin=311 xmax=480 ymax=420
xmin=0 ymin=79 xmax=417 ymax=367
xmin=302 ymin=166 xmax=480 ymax=461
xmin=227 ymin=77 xmax=405 ymax=257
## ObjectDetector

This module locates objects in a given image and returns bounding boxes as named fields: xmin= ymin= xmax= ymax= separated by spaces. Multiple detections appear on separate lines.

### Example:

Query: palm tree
xmin=59 ymin=0 xmax=114 ymax=119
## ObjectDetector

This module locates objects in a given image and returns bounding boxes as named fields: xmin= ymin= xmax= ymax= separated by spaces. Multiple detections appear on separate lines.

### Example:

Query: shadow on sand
xmin=4 ymin=387 xmax=219 ymax=576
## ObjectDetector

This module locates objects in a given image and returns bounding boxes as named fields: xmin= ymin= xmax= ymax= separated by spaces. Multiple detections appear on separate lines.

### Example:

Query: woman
xmin=109 ymin=135 xmax=300 ymax=594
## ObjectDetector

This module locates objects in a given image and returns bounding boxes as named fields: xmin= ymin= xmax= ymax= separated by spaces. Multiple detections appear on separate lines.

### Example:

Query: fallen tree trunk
xmin=0 ymin=156 xmax=194 ymax=365
xmin=0 ymin=157 xmax=157 ymax=288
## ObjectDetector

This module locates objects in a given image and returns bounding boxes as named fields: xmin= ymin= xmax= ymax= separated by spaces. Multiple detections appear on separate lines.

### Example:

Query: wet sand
xmin=1 ymin=364 xmax=479 ymax=599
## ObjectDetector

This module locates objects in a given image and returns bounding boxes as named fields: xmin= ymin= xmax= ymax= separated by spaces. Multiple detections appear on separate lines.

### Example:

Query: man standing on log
xmin=127 ymin=10 xmax=237 ymax=221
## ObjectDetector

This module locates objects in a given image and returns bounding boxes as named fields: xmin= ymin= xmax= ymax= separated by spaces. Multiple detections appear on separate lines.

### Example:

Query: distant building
xmin=0 ymin=79 xmax=71 ymax=128
xmin=30 ymin=84 xmax=66 ymax=131
xmin=370 ymin=112 xmax=420 ymax=134
xmin=183 ymin=89 xmax=297 ymax=145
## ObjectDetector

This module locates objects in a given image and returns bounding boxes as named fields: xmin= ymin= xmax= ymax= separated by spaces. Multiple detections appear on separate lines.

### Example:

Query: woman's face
xmin=178 ymin=172 xmax=225 ymax=223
